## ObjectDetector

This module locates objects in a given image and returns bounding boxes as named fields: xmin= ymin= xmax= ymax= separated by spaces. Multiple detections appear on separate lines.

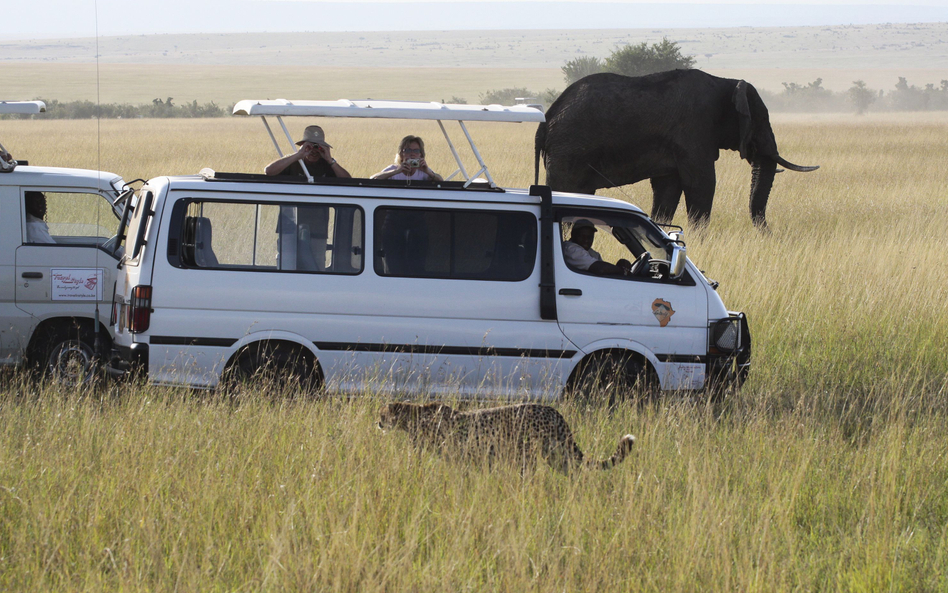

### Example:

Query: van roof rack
xmin=1 ymin=101 xmax=47 ymax=172
xmin=197 ymin=167 xmax=505 ymax=193
xmin=232 ymin=99 xmax=545 ymax=189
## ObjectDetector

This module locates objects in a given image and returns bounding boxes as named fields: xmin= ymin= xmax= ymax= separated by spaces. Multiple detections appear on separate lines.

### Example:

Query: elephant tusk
xmin=774 ymin=155 xmax=819 ymax=172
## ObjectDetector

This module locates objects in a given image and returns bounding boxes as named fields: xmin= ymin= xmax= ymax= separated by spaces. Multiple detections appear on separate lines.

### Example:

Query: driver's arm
xmin=588 ymin=260 xmax=629 ymax=276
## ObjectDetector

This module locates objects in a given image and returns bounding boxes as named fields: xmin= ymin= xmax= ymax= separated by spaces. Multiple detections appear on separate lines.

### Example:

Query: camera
xmin=405 ymin=158 xmax=421 ymax=168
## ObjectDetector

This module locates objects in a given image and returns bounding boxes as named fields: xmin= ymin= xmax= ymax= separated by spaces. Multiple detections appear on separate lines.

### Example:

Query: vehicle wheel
xmin=34 ymin=325 xmax=104 ymax=386
xmin=221 ymin=342 xmax=321 ymax=397
xmin=569 ymin=351 xmax=658 ymax=406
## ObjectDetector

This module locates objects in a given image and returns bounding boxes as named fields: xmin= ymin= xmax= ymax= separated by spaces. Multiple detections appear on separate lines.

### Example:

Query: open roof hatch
xmin=232 ymin=99 xmax=545 ymax=188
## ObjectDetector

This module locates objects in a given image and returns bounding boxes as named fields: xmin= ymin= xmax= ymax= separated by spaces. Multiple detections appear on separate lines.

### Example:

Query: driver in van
xmin=265 ymin=125 xmax=351 ymax=179
xmin=24 ymin=191 xmax=55 ymax=244
xmin=563 ymin=219 xmax=636 ymax=276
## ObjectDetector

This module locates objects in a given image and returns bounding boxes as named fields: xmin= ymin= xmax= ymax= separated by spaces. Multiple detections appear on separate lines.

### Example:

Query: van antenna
xmin=586 ymin=162 xmax=640 ymax=208
xmin=93 ymin=0 xmax=103 ymax=366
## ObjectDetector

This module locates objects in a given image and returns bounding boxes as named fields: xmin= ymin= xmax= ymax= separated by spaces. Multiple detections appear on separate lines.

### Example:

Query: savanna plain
xmin=2 ymin=109 xmax=948 ymax=591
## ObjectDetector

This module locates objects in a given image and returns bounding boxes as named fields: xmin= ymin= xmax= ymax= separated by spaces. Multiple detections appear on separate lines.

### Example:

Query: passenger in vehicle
xmin=563 ymin=219 xmax=635 ymax=276
xmin=371 ymin=135 xmax=443 ymax=181
xmin=264 ymin=125 xmax=351 ymax=178
xmin=24 ymin=191 xmax=55 ymax=244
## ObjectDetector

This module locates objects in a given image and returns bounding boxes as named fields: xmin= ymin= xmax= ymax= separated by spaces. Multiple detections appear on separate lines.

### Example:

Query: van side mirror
xmin=669 ymin=243 xmax=686 ymax=279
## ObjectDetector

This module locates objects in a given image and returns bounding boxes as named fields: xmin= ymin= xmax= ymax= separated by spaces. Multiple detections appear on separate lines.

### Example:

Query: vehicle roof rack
xmin=1 ymin=101 xmax=47 ymax=172
xmin=233 ymin=99 xmax=545 ymax=189
xmin=198 ymin=168 xmax=505 ymax=193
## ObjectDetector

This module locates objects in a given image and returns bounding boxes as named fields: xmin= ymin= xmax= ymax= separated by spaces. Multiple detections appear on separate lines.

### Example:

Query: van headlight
xmin=710 ymin=315 xmax=743 ymax=354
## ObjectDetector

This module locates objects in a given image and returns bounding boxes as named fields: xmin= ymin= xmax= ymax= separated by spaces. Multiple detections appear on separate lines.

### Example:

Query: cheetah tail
xmin=595 ymin=435 xmax=636 ymax=470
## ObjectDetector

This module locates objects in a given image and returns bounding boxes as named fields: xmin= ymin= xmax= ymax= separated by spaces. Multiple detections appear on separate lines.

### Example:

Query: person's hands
xmin=317 ymin=144 xmax=333 ymax=162
xmin=298 ymin=143 xmax=318 ymax=160
xmin=617 ymin=258 xmax=633 ymax=275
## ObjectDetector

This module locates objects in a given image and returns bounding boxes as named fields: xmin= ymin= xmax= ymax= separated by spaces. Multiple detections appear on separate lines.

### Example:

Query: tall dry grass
xmin=2 ymin=112 xmax=947 ymax=591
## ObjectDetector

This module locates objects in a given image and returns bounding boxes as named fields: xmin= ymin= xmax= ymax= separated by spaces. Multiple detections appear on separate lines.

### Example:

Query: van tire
xmin=568 ymin=351 xmax=658 ymax=406
xmin=31 ymin=323 xmax=106 ymax=386
xmin=221 ymin=341 xmax=322 ymax=397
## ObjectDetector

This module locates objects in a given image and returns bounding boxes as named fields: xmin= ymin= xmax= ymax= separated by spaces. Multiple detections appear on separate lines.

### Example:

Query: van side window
xmin=374 ymin=207 xmax=537 ymax=281
xmin=175 ymin=200 xmax=363 ymax=274
xmin=23 ymin=191 xmax=119 ymax=246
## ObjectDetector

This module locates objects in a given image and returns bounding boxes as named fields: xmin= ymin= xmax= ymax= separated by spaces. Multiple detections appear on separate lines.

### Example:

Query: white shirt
xmin=563 ymin=241 xmax=601 ymax=270
xmin=26 ymin=214 xmax=55 ymax=244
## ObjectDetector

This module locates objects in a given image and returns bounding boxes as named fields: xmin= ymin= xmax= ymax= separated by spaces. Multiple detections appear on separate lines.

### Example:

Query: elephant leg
xmin=682 ymin=165 xmax=717 ymax=227
xmin=650 ymin=175 xmax=682 ymax=224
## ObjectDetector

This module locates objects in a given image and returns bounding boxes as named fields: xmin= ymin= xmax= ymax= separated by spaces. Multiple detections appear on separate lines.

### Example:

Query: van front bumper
xmin=706 ymin=312 xmax=751 ymax=389
xmin=106 ymin=342 xmax=149 ymax=378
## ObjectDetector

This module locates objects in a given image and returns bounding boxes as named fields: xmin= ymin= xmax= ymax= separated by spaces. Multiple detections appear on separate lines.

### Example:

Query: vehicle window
xmin=23 ymin=190 xmax=118 ymax=246
xmin=374 ymin=207 xmax=537 ymax=281
xmin=560 ymin=212 xmax=673 ymax=277
xmin=177 ymin=200 xmax=363 ymax=274
xmin=122 ymin=190 xmax=153 ymax=261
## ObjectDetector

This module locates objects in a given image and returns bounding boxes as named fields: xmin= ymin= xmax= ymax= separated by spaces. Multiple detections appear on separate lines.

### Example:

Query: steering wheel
xmin=648 ymin=258 xmax=671 ymax=280
xmin=627 ymin=252 xmax=653 ymax=278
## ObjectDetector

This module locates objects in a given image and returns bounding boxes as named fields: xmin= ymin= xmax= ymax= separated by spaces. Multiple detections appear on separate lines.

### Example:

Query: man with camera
xmin=265 ymin=125 xmax=351 ymax=178
xmin=371 ymin=135 xmax=443 ymax=181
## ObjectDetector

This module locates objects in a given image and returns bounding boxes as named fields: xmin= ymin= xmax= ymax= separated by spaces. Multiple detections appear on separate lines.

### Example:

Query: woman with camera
xmin=371 ymin=135 xmax=443 ymax=181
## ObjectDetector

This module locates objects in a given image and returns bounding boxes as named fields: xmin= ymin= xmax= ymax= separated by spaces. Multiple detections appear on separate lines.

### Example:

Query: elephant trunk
xmin=749 ymin=158 xmax=777 ymax=228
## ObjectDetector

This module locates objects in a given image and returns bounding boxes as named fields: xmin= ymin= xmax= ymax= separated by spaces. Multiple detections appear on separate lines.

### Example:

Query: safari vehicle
xmin=1 ymin=100 xmax=131 ymax=383
xmin=108 ymin=99 xmax=749 ymax=399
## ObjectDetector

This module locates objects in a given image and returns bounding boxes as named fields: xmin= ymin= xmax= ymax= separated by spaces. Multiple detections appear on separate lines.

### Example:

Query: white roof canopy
xmin=233 ymin=99 xmax=544 ymax=188
xmin=0 ymin=101 xmax=47 ymax=115
xmin=233 ymin=99 xmax=545 ymax=123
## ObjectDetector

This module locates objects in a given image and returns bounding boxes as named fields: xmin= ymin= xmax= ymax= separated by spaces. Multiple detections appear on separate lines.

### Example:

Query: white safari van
xmin=109 ymin=100 xmax=749 ymax=399
xmin=1 ymin=100 xmax=131 ymax=383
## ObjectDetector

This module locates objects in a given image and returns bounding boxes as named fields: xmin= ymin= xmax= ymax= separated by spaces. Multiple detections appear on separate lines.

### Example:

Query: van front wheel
xmin=32 ymin=324 xmax=105 ymax=386
xmin=222 ymin=341 xmax=321 ymax=397
xmin=569 ymin=351 xmax=658 ymax=406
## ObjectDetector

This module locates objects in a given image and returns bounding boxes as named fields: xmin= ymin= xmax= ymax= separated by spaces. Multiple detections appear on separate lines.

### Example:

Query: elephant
xmin=535 ymin=70 xmax=818 ymax=228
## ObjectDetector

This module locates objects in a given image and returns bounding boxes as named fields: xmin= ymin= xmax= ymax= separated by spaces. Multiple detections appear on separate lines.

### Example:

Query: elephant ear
xmin=733 ymin=80 xmax=753 ymax=161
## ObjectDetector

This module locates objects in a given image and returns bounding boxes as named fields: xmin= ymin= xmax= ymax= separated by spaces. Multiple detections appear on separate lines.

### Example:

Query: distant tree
xmin=562 ymin=56 xmax=603 ymax=85
xmin=603 ymin=38 xmax=695 ymax=77
xmin=890 ymin=77 xmax=927 ymax=111
xmin=848 ymin=80 xmax=876 ymax=115
xmin=539 ymin=88 xmax=560 ymax=105
xmin=448 ymin=96 xmax=467 ymax=104
xmin=780 ymin=78 xmax=833 ymax=111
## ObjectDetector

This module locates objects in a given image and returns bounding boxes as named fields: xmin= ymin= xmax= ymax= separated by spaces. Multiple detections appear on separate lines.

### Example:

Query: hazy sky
xmin=2 ymin=1 xmax=947 ymax=39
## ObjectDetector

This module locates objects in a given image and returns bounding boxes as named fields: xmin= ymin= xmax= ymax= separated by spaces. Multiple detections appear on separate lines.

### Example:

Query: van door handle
xmin=559 ymin=288 xmax=582 ymax=296
xmin=21 ymin=272 xmax=43 ymax=279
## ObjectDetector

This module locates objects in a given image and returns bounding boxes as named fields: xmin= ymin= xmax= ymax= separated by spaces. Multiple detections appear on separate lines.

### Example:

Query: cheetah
xmin=378 ymin=401 xmax=635 ymax=473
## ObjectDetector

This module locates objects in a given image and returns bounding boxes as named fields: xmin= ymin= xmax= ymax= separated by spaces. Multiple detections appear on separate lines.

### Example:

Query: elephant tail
xmin=534 ymin=121 xmax=548 ymax=186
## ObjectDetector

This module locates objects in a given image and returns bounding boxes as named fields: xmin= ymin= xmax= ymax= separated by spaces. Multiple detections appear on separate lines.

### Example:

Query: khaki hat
xmin=296 ymin=125 xmax=333 ymax=148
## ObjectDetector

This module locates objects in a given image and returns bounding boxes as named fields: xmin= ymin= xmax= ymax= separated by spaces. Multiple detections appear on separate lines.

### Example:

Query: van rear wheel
xmin=222 ymin=342 xmax=321 ymax=397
